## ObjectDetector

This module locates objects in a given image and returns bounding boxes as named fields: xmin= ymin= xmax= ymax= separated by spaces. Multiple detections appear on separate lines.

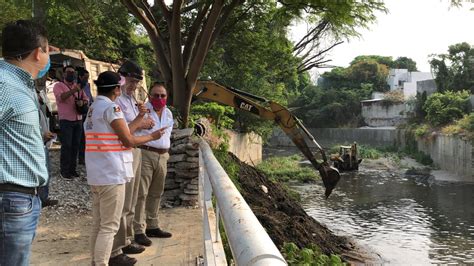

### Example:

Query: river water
xmin=292 ymin=167 xmax=474 ymax=264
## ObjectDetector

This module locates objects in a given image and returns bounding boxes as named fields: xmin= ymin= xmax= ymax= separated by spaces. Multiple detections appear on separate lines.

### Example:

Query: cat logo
xmin=240 ymin=102 xmax=253 ymax=112
xmin=234 ymin=98 xmax=259 ymax=115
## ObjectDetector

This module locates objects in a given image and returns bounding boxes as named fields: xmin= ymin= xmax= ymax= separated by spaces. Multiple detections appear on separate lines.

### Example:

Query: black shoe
xmin=60 ymin=173 xmax=73 ymax=180
xmin=70 ymin=171 xmax=80 ymax=178
xmin=134 ymin=233 xmax=152 ymax=247
xmin=122 ymin=243 xmax=145 ymax=254
xmin=146 ymin=228 xmax=172 ymax=238
xmin=41 ymin=198 xmax=59 ymax=208
xmin=109 ymin=254 xmax=137 ymax=266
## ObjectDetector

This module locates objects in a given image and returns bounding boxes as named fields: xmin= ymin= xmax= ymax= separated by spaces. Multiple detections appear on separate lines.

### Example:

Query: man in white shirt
xmin=133 ymin=82 xmax=174 ymax=246
xmin=111 ymin=60 xmax=154 ymax=259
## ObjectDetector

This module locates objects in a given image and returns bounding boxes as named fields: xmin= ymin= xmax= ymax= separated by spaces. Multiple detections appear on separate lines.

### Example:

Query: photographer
xmin=53 ymin=65 xmax=89 ymax=180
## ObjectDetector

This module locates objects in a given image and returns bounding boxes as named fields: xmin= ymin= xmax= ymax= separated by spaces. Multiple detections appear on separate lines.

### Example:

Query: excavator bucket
xmin=317 ymin=163 xmax=341 ymax=199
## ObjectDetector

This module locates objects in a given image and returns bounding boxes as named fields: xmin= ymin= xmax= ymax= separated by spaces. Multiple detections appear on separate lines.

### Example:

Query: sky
xmin=291 ymin=0 xmax=474 ymax=75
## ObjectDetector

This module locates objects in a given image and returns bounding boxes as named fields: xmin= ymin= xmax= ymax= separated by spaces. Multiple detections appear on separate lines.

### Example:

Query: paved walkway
xmin=31 ymin=207 xmax=203 ymax=266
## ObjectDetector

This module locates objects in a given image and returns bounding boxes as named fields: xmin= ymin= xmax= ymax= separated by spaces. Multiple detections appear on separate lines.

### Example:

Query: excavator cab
xmin=330 ymin=142 xmax=362 ymax=171
xmin=193 ymin=81 xmax=341 ymax=198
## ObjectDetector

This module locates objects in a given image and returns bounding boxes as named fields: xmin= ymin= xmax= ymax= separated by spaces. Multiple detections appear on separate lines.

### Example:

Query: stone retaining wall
xmin=162 ymin=128 xmax=200 ymax=207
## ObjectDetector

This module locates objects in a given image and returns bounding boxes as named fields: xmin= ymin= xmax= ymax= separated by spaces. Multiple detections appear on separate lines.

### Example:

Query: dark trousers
xmin=59 ymin=119 xmax=82 ymax=177
xmin=78 ymin=116 xmax=86 ymax=164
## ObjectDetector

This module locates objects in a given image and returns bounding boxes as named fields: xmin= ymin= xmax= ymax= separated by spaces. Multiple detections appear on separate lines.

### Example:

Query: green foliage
xmin=383 ymin=90 xmax=405 ymax=103
xmin=392 ymin=56 xmax=418 ymax=71
xmin=257 ymin=155 xmax=319 ymax=183
xmin=190 ymin=102 xmax=235 ymax=129
xmin=213 ymin=149 xmax=241 ymax=191
xmin=442 ymin=113 xmax=474 ymax=140
xmin=430 ymin=42 xmax=474 ymax=93
xmin=423 ymin=90 xmax=470 ymax=126
xmin=357 ymin=146 xmax=382 ymax=159
xmin=282 ymin=242 xmax=346 ymax=266
xmin=348 ymin=60 xmax=389 ymax=92
xmin=414 ymin=124 xmax=430 ymax=138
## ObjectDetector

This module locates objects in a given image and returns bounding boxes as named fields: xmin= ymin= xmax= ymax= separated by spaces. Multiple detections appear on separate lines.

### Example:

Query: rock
xmin=186 ymin=150 xmax=199 ymax=157
xmin=171 ymin=143 xmax=187 ymax=154
xmin=168 ymin=154 xmax=187 ymax=163
xmin=175 ymin=169 xmax=198 ymax=179
xmin=167 ymin=167 xmax=176 ymax=173
xmin=179 ymin=194 xmax=198 ymax=200
xmin=190 ymin=179 xmax=199 ymax=185
xmin=185 ymin=142 xmax=200 ymax=150
xmin=186 ymin=156 xmax=199 ymax=163
xmin=175 ymin=162 xmax=199 ymax=169
xmin=261 ymin=185 xmax=268 ymax=194
xmin=163 ymin=188 xmax=182 ymax=197
xmin=184 ymin=188 xmax=199 ymax=195
xmin=171 ymin=128 xmax=194 ymax=140
xmin=186 ymin=184 xmax=198 ymax=190
xmin=171 ymin=138 xmax=188 ymax=146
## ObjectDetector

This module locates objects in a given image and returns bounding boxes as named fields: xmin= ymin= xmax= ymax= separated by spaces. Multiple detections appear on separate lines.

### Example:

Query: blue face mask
xmin=37 ymin=57 xmax=50 ymax=79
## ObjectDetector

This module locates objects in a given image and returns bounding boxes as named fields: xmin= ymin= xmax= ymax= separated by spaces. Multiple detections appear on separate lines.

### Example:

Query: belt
xmin=0 ymin=184 xmax=38 ymax=195
xmin=138 ymin=145 xmax=169 ymax=154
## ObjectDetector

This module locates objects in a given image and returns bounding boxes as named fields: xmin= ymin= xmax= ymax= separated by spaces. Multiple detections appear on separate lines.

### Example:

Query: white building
xmin=386 ymin=69 xmax=434 ymax=98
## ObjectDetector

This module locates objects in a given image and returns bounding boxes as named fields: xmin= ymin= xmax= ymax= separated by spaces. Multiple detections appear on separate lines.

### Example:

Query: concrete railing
xmin=199 ymin=141 xmax=287 ymax=266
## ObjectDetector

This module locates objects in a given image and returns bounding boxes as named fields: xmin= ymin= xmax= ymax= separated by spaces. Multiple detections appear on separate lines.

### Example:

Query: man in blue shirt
xmin=0 ymin=20 xmax=50 ymax=265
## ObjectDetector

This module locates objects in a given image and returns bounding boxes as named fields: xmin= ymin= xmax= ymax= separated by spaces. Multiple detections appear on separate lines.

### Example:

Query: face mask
xmin=65 ymin=72 xmax=76 ymax=82
xmin=37 ymin=57 xmax=50 ymax=79
xmin=150 ymin=98 xmax=167 ymax=110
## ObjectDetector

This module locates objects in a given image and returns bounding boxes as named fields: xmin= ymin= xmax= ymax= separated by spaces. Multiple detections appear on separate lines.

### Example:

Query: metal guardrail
xmin=199 ymin=141 xmax=287 ymax=266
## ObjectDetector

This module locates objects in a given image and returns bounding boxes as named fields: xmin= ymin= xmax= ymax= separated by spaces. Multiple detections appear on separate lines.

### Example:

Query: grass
xmin=256 ymin=155 xmax=319 ymax=183
xmin=282 ymin=242 xmax=346 ymax=266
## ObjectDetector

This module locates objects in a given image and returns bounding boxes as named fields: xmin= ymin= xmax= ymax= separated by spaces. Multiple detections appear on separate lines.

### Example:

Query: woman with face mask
xmin=85 ymin=71 xmax=167 ymax=266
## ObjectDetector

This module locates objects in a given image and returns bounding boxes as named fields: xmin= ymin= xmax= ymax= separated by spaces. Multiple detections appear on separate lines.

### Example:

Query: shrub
xmin=414 ymin=124 xmax=430 ymax=138
xmin=423 ymin=90 xmax=470 ymax=126
xmin=257 ymin=155 xmax=318 ymax=183
xmin=383 ymin=90 xmax=405 ymax=104
xmin=282 ymin=242 xmax=346 ymax=266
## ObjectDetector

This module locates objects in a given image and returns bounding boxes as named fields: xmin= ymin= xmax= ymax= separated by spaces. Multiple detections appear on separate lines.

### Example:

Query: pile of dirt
xmin=229 ymin=153 xmax=372 ymax=262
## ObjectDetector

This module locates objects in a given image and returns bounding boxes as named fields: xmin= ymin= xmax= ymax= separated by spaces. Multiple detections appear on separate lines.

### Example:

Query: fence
xmin=199 ymin=141 xmax=287 ymax=266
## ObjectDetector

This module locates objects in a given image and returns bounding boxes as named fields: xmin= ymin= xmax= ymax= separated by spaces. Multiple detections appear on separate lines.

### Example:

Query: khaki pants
xmin=134 ymin=149 xmax=169 ymax=234
xmin=90 ymin=184 xmax=125 ymax=266
xmin=111 ymin=148 xmax=142 ymax=256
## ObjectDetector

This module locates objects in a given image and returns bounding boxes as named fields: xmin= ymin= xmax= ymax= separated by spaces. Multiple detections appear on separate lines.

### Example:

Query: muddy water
xmin=293 ymin=168 xmax=474 ymax=264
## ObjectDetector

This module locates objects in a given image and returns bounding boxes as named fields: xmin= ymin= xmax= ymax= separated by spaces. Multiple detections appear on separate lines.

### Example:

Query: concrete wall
xmin=269 ymin=127 xmax=406 ymax=148
xmin=227 ymin=131 xmax=263 ymax=165
xmin=417 ymin=79 xmax=437 ymax=96
xmin=268 ymin=127 xmax=472 ymax=182
xmin=417 ymin=135 xmax=473 ymax=182
xmin=361 ymin=101 xmax=408 ymax=127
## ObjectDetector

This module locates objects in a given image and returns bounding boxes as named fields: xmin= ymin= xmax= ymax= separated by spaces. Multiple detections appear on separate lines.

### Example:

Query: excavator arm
xmin=193 ymin=81 xmax=341 ymax=198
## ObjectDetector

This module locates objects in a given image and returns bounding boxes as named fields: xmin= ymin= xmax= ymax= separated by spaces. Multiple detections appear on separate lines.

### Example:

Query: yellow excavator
xmin=193 ymin=81 xmax=341 ymax=198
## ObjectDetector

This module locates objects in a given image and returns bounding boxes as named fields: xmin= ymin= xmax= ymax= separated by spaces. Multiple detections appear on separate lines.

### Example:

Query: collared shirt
xmin=115 ymin=91 xmax=139 ymax=124
xmin=0 ymin=60 xmax=48 ymax=187
xmin=138 ymin=103 xmax=173 ymax=149
xmin=53 ymin=81 xmax=88 ymax=121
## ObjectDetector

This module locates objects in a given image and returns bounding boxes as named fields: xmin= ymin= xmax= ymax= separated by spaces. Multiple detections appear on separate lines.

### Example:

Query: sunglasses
xmin=152 ymin=93 xmax=167 ymax=98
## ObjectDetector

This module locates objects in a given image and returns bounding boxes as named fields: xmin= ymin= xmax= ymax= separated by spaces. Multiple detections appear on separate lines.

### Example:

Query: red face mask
xmin=150 ymin=98 xmax=167 ymax=110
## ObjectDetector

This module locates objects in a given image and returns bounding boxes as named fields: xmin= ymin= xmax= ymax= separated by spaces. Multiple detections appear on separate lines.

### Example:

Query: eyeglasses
xmin=152 ymin=93 xmax=167 ymax=98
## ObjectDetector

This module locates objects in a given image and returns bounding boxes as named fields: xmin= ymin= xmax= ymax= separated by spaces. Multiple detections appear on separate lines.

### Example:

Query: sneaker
xmin=122 ymin=243 xmax=145 ymax=254
xmin=134 ymin=234 xmax=152 ymax=247
xmin=108 ymin=254 xmax=137 ymax=266
xmin=146 ymin=228 xmax=172 ymax=238
xmin=41 ymin=198 xmax=59 ymax=208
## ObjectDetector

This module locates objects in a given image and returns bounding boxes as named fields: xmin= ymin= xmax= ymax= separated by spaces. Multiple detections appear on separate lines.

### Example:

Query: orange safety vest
xmin=84 ymin=96 xmax=134 ymax=186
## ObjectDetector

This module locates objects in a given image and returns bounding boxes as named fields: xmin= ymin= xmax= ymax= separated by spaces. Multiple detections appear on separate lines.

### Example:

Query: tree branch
xmin=183 ymin=3 xmax=210 ymax=73
xmin=170 ymin=0 xmax=185 ymax=88
xmin=209 ymin=0 xmax=243 ymax=46
xmin=121 ymin=0 xmax=171 ymax=81
xmin=186 ymin=0 xmax=225 ymax=86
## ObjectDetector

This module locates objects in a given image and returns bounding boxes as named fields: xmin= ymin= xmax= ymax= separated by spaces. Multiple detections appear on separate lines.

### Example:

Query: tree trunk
xmin=32 ymin=0 xmax=47 ymax=24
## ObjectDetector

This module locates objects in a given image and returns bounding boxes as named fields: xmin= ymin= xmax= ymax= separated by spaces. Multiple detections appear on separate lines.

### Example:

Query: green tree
xmin=121 ymin=0 xmax=386 ymax=127
xmin=348 ymin=60 xmax=389 ymax=92
xmin=350 ymin=55 xmax=394 ymax=67
xmin=430 ymin=42 xmax=474 ymax=93
xmin=392 ymin=56 xmax=417 ymax=71
xmin=423 ymin=90 xmax=471 ymax=126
